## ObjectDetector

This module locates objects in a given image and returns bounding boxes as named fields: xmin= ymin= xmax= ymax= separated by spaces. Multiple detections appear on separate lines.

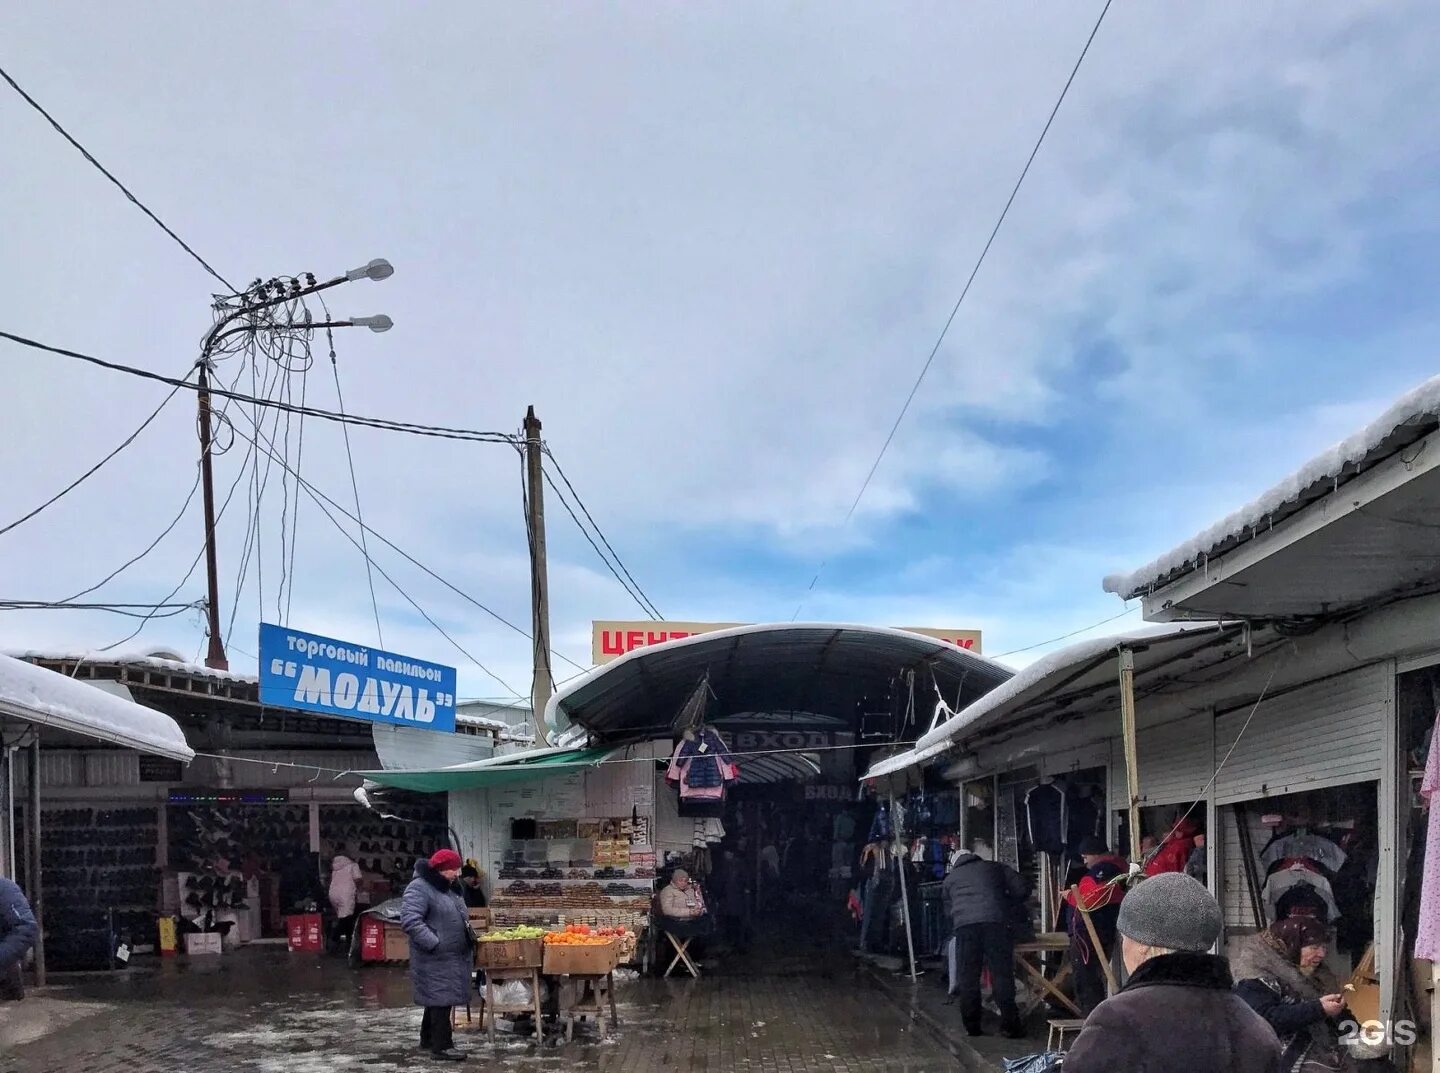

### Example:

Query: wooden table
xmin=555 ymin=971 xmax=618 ymax=1042
xmin=1013 ymin=932 xmax=1081 ymax=1018
xmin=474 ymin=966 xmax=544 ymax=1042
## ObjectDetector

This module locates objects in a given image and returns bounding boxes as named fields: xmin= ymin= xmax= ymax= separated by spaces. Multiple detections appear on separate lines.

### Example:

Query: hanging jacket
xmin=667 ymin=730 xmax=737 ymax=798
xmin=1024 ymin=782 xmax=1067 ymax=855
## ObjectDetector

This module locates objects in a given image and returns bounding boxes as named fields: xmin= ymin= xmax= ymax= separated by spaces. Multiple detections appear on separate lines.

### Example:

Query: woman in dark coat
xmin=401 ymin=849 xmax=474 ymax=1061
xmin=1232 ymin=918 xmax=1353 ymax=1073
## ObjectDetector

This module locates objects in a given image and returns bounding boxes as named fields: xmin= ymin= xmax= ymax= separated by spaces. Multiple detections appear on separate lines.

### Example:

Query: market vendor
xmin=459 ymin=864 xmax=488 ymax=909
xmin=657 ymin=868 xmax=713 ymax=941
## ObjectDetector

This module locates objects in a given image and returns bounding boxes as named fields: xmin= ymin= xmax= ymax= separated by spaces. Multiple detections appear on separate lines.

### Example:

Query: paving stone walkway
xmin=3 ymin=948 xmax=958 ymax=1073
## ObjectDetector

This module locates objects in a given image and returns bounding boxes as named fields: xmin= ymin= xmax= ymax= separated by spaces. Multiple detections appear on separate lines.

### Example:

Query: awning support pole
xmin=27 ymin=735 xmax=44 ymax=987
xmin=1118 ymin=648 xmax=1142 ymax=863
xmin=0 ymin=744 xmax=11 ymax=878
xmin=892 ymin=793 xmax=918 ymax=982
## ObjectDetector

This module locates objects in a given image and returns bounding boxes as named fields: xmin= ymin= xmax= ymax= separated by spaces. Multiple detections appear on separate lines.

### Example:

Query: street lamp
xmin=196 ymin=259 xmax=394 ymax=670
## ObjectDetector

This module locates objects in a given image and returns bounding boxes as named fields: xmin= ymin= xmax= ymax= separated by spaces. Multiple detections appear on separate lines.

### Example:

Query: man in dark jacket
xmin=1065 ymin=873 xmax=1283 ymax=1073
xmin=0 ymin=877 xmax=38 ymax=1001
xmin=942 ymin=847 xmax=1029 ymax=1038
xmin=400 ymin=849 xmax=474 ymax=1062
xmin=1063 ymin=836 xmax=1127 ymax=1014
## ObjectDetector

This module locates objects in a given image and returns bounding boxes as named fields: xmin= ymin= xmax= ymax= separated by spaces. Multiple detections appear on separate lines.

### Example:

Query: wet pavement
xmin=2 ymin=946 xmax=960 ymax=1072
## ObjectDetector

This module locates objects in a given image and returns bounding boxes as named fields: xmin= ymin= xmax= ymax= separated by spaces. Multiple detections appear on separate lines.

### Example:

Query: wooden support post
xmin=1117 ymin=649 xmax=1142 ymax=863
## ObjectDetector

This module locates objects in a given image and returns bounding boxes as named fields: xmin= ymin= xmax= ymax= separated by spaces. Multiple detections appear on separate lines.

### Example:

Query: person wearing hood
xmin=400 ymin=849 xmax=475 ymax=1062
xmin=0 ymin=877 xmax=38 ymax=1001
xmin=1063 ymin=836 xmax=1127 ymax=1014
xmin=942 ymin=843 xmax=1030 ymax=1038
xmin=1065 ymin=873 xmax=1282 ymax=1073
xmin=1232 ymin=918 xmax=1354 ymax=1072
xmin=1143 ymin=818 xmax=1200 ymax=876
xmin=328 ymin=844 xmax=363 ymax=951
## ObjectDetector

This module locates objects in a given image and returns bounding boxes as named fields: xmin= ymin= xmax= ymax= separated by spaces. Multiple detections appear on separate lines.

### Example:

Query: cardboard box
xmin=475 ymin=937 xmax=543 ymax=970
xmin=467 ymin=908 xmax=492 ymax=931
xmin=383 ymin=924 xmax=409 ymax=963
xmin=542 ymin=940 xmax=617 ymax=976
xmin=185 ymin=932 xmax=223 ymax=956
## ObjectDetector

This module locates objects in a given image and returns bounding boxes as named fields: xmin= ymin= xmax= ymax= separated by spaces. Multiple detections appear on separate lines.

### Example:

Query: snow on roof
xmin=8 ymin=649 xmax=260 ymax=685
xmin=1104 ymin=374 xmax=1440 ymax=600
xmin=862 ymin=622 xmax=1231 ymax=782
xmin=0 ymin=651 xmax=195 ymax=761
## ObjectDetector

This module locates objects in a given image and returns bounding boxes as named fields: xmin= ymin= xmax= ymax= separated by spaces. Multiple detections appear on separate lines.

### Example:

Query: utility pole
xmin=197 ymin=359 xmax=229 ymax=671
xmin=524 ymin=406 xmax=552 ymax=743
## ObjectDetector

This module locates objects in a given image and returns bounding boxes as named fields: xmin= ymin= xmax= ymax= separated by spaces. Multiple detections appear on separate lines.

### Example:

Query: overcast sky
xmin=4 ymin=2 xmax=1440 ymax=701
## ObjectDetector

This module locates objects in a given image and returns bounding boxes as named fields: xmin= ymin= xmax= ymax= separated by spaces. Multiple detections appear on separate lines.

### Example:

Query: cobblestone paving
xmin=3 ymin=949 xmax=957 ymax=1073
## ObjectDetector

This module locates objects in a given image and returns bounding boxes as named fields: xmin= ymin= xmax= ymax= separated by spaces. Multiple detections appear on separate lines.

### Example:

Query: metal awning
xmin=860 ymin=623 xmax=1247 ymax=783
xmin=545 ymin=623 xmax=1012 ymax=742
xmin=358 ymin=745 xmax=618 ymax=792
xmin=1105 ymin=375 xmax=1440 ymax=621
xmin=0 ymin=652 xmax=194 ymax=762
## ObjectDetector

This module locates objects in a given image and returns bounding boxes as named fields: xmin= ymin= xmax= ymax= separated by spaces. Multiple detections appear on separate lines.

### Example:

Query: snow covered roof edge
xmin=1103 ymin=374 xmax=1440 ymax=600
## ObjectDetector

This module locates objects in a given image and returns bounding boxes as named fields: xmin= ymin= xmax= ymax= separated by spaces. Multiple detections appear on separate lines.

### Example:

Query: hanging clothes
xmin=1064 ymin=786 xmax=1103 ymax=857
xmin=1262 ymin=864 xmax=1340 ymax=923
xmin=1024 ymin=781 xmax=1067 ymax=855
xmin=1415 ymin=711 xmax=1440 ymax=960
xmin=666 ymin=729 xmax=738 ymax=817
xmin=1258 ymin=833 xmax=1346 ymax=873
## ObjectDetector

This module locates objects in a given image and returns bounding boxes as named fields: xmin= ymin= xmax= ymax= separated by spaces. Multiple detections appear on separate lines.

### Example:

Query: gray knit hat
xmin=1117 ymin=873 xmax=1222 ymax=953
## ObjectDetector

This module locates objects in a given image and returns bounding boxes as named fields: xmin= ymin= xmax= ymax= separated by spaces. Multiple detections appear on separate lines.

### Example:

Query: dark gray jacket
xmin=942 ymin=853 xmax=1028 ymax=928
xmin=400 ymin=861 xmax=474 ymax=1008
xmin=1065 ymin=952 xmax=1283 ymax=1073
xmin=0 ymin=878 xmax=37 ymax=1000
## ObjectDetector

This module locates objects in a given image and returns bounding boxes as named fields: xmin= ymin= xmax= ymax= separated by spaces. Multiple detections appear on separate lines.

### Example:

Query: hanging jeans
xmin=861 ymin=870 xmax=894 ymax=953
xmin=955 ymin=922 xmax=1020 ymax=1035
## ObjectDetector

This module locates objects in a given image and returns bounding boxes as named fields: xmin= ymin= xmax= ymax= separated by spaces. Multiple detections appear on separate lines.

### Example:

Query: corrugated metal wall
xmin=1110 ymin=713 xmax=1213 ymax=809
xmin=1212 ymin=663 xmax=1389 ymax=803
xmin=1219 ymin=804 xmax=1271 ymax=930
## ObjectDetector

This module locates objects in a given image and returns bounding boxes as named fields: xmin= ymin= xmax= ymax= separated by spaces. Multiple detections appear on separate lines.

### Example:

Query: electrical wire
xmin=321 ymin=296 xmax=384 ymax=648
xmin=228 ymin=405 xmax=525 ymax=698
xmin=0 ymin=63 xmax=236 ymax=293
xmin=0 ymin=370 xmax=193 ymax=539
xmin=0 ymin=330 xmax=519 ymax=444
xmin=543 ymin=447 xmax=661 ymax=619
xmin=991 ymin=604 xmax=1141 ymax=661
xmin=541 ymin=463 xmax=658 ymax=621
xmin=791 ymin=0 xmax=1113 ymax=620
xmin=0 ymin=600 xmax=201 ymax=619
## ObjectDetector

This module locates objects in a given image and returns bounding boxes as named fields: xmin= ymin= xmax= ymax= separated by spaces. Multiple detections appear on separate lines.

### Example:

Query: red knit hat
xmin=429 ymin=849 xmax=462 ymax=871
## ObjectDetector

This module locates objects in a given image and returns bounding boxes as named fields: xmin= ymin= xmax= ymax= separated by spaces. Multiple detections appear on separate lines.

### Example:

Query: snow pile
xmin=7 ymin=649 xmax=259 ymax=685
xmin=1104 ymin=374 xmax=1440 ymax=599
xmin=0 ymin=652 xmax=194 ymax=761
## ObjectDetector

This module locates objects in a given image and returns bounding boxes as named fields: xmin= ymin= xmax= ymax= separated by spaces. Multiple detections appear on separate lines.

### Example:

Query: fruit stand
xmin=474 ymin=927 xmax=546 ymax=1042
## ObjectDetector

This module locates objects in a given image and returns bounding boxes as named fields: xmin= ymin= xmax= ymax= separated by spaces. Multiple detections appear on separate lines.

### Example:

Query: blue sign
xmin=258 ymin=623 xmax=457 ymax=734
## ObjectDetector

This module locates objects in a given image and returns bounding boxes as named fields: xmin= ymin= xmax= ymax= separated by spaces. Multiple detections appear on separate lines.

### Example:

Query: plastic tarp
xmin=357 ymin=745 xmax=618 ymax=792
xmin=0 ymin=652 xmax=194 ymax=762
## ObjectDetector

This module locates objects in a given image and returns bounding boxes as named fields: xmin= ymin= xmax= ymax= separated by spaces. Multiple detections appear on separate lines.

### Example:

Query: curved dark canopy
xmin=545 ymin=623 xmax=1013 ymax=743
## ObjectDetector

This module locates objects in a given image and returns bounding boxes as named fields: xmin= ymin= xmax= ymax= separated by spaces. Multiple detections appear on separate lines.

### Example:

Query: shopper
xmin=328 ymin=844 xmax=363 ymax=951
xmin=1142 ymin=817 xmax=1200 ymax=876
xmin=400 ymin=849 xmax=474 ymax=1062
xmin=718 ymin=849 xmax=751 ymax=953
xmin=1063 ymin=835 xmax=1127 ymax=1015
xmin=942 ymin=844 xmax=1029 ymax=1038
xmin=1232 ymin=918 xmax=1353 ymax=1072
xmin=1064 ymin=873 xmax=1282 ymax=1073
xmin=0 ymin=877 xmax=38 ymax=1001
xmin=458 ymin=865 xmax=487 ymax=910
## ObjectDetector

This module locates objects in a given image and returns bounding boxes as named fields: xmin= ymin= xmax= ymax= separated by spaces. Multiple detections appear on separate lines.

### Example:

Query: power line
xmin=0 ymin=600 xmax=201 ymax=619
xmin=0 ymin=63 xmax=236 ymax=293
xmin=990 ymin=604 xmax=1140 ymax=661
xmin=543 ymin=448 xmax=661 ymax=620
xmin=228 ymin=405 xmax=525 ymax=699
xmin=321 ymin=298 xmax=384 ymax=648
xmin=0 ymin=370 xmax=193 ymax=539
xmin=541 ymin=465 xmax=658 ymax=621
xmin=792 ymin=0 xmax=1113 ymax=620
xmin=0 ymin=330 xmax=520 ymax=445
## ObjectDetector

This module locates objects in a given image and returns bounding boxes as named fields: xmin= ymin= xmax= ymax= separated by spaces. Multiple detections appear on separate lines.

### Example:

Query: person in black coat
xmin=942 ymin=847 xmax=1029 ymax=1038
xmin=1232 ymin=918 xmax=1350 ymax=1072
xmin=458 ymin=865 xmax=488 ymax=910
xmin=400 ymin=850 xmax=474 ymax=1061
xmin=0 ymin=878 xmax=38 ymax=1001
xmin=1065 ymin=874 xmax=1282 ymax=1073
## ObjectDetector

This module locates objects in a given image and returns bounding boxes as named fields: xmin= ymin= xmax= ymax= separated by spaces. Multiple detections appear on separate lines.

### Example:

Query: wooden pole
xmin=196 ymin=359 xmax=229 ymax=671
xmin=523 ymin=406 xmax=552 ymax=744
xmin=1118 ymin=649 xmax=1142 ymax=863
